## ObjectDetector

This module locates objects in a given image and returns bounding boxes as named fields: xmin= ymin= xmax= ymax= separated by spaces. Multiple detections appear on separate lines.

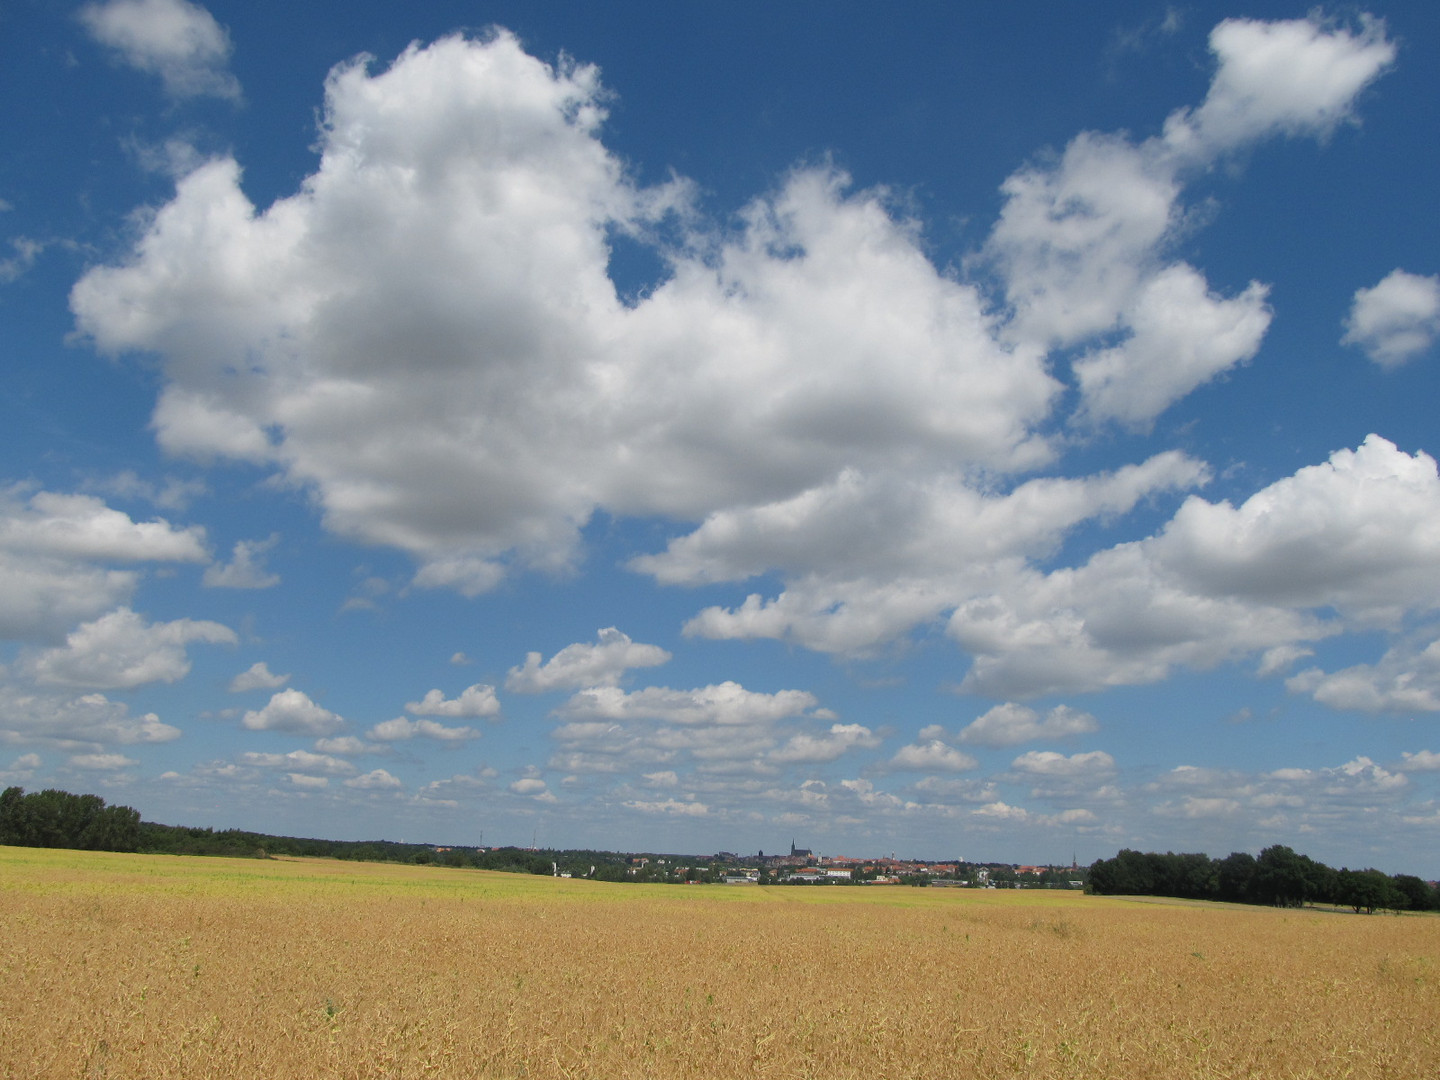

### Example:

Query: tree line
xmin=0 ymin=786 xmax=628 ymax=876
xmin=1088 ymin=845 xmax=1438 ymax=913
xmin=0 ymin=787 xmax=141 ymax=852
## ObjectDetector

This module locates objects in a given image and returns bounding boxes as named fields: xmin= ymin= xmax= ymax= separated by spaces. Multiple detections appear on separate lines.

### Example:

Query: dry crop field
xmin=2 ymin=846 xmax=1436 ymax=1079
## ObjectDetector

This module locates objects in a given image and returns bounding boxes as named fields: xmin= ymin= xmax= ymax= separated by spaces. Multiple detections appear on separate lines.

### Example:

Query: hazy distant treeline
xmin=1088 ymin=846 xmax=1439 ymax=913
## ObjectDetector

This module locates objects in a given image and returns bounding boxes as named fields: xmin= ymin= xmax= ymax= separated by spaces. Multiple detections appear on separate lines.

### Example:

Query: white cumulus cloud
xmin=506 ymin=628 xmax=671 ymax=692
xmin=956 ymin=703 xmax=1099 ymax=748
xmin=888 ymin=740 xmax=979 ymax=773
xmin=367 ymin=716 xmax=478 ymax=743
xmin=403 ymin=684 xmax=500 ymax=718
xmin=1343 ymin=269 xmax=1440 ymax=368
xmin=0 ymin=487 xmax=209 ymax=642
xmin=345 ymin=769 xmax=402 ymax=790
xmin=203 ymin=535 xmax=280 ymax=589
xmin=29 ymin=607 xmax=235 ymax=689
xmin=229 ymin=661 xmax=290 ymax=693
xmin=62 ymin=15 xmax=1409 ymax=713
xmin=241 ymin=688 xmax=344 ymax=736
xmin=78 ymin=0 xmax=241 ymax=101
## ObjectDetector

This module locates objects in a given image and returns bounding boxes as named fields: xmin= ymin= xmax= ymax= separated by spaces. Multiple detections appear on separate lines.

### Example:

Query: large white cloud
xmin=78 ymin=0 xmax=241 ymax=101
xmin=1343 ymin=269 xmax=1440 ymax=368
xmin=67 ymin=16 xmax=1406 ymax=703
xmin=67 ymin=30 xmax=1056 ymax=592
xmin=28 ymin=607 xmax=235 ymax=689
xmin=950 ymin=437 xmax=1440 ymax=698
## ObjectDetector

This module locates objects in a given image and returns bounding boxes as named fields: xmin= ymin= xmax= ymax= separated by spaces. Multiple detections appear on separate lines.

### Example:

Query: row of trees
xmin=0 ymin=788 xmax=632 ymax=877
xmin=1088 ymin=846 xmax=1438 ymax=913
xmin=0 ymin=787 xmax=141 ymax=852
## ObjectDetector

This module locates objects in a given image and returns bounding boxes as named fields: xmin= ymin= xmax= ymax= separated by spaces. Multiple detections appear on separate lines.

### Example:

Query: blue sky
xmin=2 ymin=1 xmax=1439 ymax=872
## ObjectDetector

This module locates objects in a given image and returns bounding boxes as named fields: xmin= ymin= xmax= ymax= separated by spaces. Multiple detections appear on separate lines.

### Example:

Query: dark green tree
xmin=1216 ymin=851 xmax=1258 ymax=903
xmin=1391 ymin=874 xmax=1438 ymax=912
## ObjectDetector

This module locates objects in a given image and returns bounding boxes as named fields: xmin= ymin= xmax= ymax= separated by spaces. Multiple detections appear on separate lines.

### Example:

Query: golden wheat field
xmin=1 ymin=846 xmax=1437 ymax=1079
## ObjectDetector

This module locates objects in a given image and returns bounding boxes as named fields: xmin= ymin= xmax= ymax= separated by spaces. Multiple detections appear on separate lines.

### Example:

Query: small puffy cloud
xmin=344 ymin=769 xmax=403 ymax=790
xmin=78 ymin=0 xmax=241 ymax=101
xmin=1343 ymin=269 xmax=1440 ymax=368
xmin=1161 ymin=15 xmax=1394 ymax=157
xmin=68 ymin=752 xmax=137 ymax=770
xmin=559 ymin=682 xmax=817 ymax=727
xmin=1072 ymin=265 xmax=1270 ymax=428
xmin=0 ymin=487 xmax=208 ymax=642
xmin=642 ymin=770 xmax=678 ymax=787
xmin=241 ymin=688 xmax=343 ymax=736
xmin=204 ymin=535 xmax=280 ymax=589
xmin=888 ymin=740 xmax=978 ymax=773
xmin=972 ymin=801 xmax=1030 ymax=823
xmin=86 ymin=471 xmax=206 ymax=512
xmin=1287 ymin=635 xmax=1440 ymax=713
xmin=1308 ymin=756 xmax=1407 ymax=796
xmin=404 ymin=683 xmax=500 ymax=718
xmin=229 ymin=661 xmax=289 ymax=693
xmin=509 ymin=777 xmax=548 ymax=796
xmin=286 ymin=773 xmax=328 ymax=790
xmin=769 ymin=723 xmax=880 ymax=765
xmin=506 ymin=628 xmax=671 ymax=692
xmin=366 ymin=716 xmax=478 ymax=743
xmin=623 ymin=798 xmax=708 ymax=817
xmin=1161 ymin=795 xmax=1243 ymax=819
xmin=1258 ymin=645 xmax=1313 ymax=677
xmin=0 ymin=753 xmax=42 ymax=784
xmin=0 ymin=237 xmax=44 ymax=284
xmin=313 ymin=735 xmax=381 ymax=756
xmin=240 ymin=749 xmax=355 ymax=777
xmin=1399 ymin=750 xmax=1440 ymax=773
xmin=957 ymin=703 xmax=1099 ymax=747
xmin=0 ymin=488 xmax=207 ymax=564
xmin=1011 ymin=750 xmax=1117 ymax=779
xmin=30 ymin=607 xmax=235 ymax=689
xmin=0 ymin=689 xmax=181 ymax=749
